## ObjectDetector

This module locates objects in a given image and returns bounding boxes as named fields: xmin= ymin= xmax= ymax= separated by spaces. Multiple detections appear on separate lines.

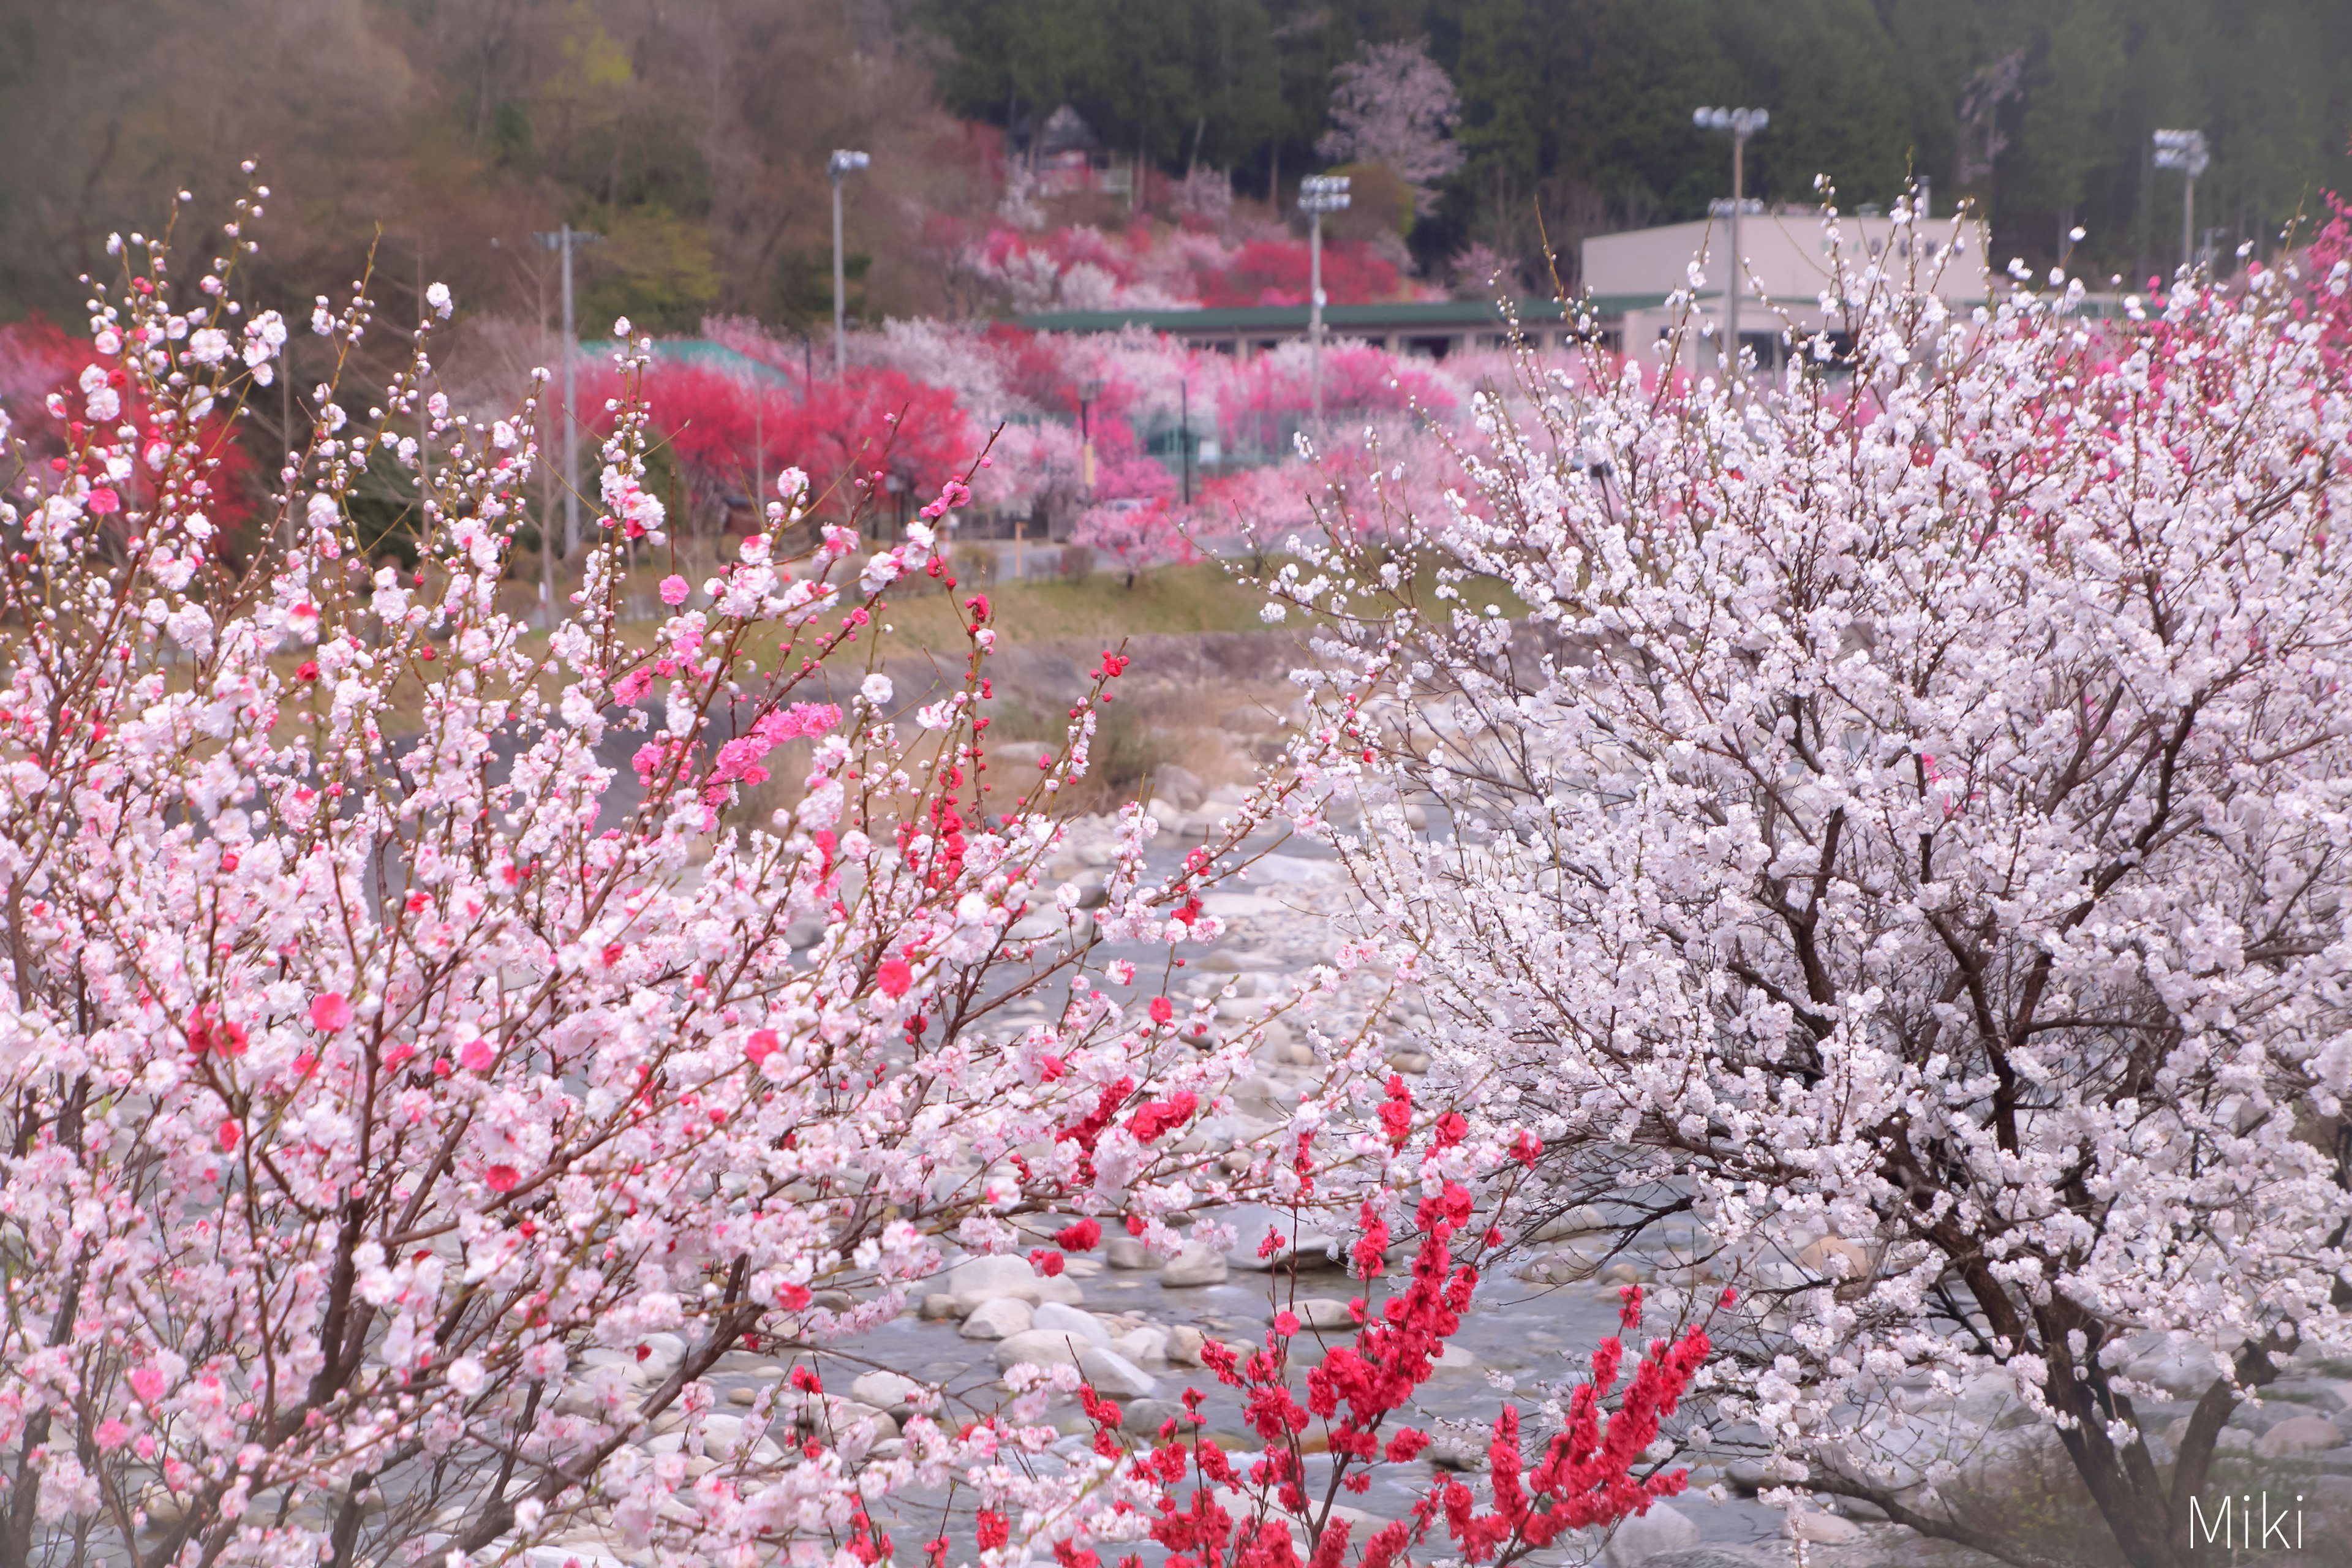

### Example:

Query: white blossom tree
xmin=1273 ymin=210 xmax=2352 ymax=1568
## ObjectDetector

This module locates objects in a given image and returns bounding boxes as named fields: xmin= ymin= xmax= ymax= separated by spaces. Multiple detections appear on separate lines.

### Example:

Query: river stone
xmin=2257 ymin=1414 xmax=2347 ymax=1457
xmin=994 ymin=1329 xmax=1091 ymax=1371
xmin=1295 ymin=1297 xmax=1357 ymax=1330
xmin=946 ymin=1254 xmax=1042 ymax=1309
xmin=960 ymin=1297 xmax=1035 ymax=1340
xmin=592 ymin=1332 xmax=685 ymax=1382
xmin=1229 ymin=1232 xmax=1343 ymax=1273
xmin=1787 ymin=1512 xmax=1863 ymax=1544
xmin=1427 ymin=1428 xmax=1490 ymax=1471
xmin=1529 ymin=1206 xmax=1609 ymax=1242
xmin=1165 ymin=1325 xmax=1208 ymax=1365
xmin=1152 ymin=764 xmax=1204 ymax=810
xmin=1077 ymin=1346 xmax=1158 ymax=1398
xmin=851 ymin=1371 xmax=925 ymax=1416
xmin=813 ymin=1398 xmax=898 ymax=1442
xmin=1032 ymin=1302 xmax=1113 ymax=1346
xmin=1105 ymin=1237 xmax=1153 ymax=1269
xmin=1160 ymin=1245 xmax=1229 ymax=1287
xmin=1797 ymin=1236 xmax=1873 ymax=1283
xmin=1604 ymin=1501 xmax=1701 ymax=1566
xmin=526 ymin=1547 xmax=630 ymax=1568
xmin=1126 ymin=1397 xmax=1189 ymax=1434
xmin=2127 ymin=1350 xmax=2220 ymax=1396
xmin=947 ymin=1254 xmax=1084 ymax=1313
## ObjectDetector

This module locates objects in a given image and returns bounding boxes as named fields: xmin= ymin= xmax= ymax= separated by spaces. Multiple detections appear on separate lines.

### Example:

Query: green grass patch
xmin=859 ymin=562 xmax=1280 ymax=653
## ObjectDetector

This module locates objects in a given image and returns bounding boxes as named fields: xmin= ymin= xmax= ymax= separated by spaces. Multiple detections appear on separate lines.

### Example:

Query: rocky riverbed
xmin=503 ymin=715 xmax=2352 ymax=1568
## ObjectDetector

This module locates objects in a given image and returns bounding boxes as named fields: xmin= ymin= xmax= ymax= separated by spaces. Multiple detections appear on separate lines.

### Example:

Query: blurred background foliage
xmin=0 ymin=0 xmax=2342 ymax=326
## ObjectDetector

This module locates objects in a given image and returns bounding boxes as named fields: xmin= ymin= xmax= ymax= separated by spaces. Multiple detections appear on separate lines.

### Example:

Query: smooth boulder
xmin=2257 ymin=1414 xmax=2347 ymax=1457
xmin=1604 ymin=1502 xmax=1701 ymax=1566
xmin=1229 ymin=1232 xmax=1346 ymax=1273
xmin=946 ymin=1254 xmax=1041 ymax=1310
xmin=1114 ymin=1325 xmax=1170 ymax=1364
xmin=1160 ymin=1245 xmax=1229 ymax=1287
xmin=812 ymin=1398 xmax=899 ymax=1442
xmin=945 ymin=1254 xmax=1084 ymax=1313
xmin=993 ymin=1329 xmax=1090 ymax=1371
xmin=1076 ymin=1346 xmax=1158 ymax=1398
xmin=960 ymin=1297 xmax=1035 ymax=1341
xmin=1294 ymin=1297 xmax=1357 ymax=1330
xmin=1031 ymin=1302 xmax=1112 ymax=1346
xmin=1787 ymin=1512 xmax=1863 ymax=1545
xmin=850 ymin=1371 xmax=925 ymax=1417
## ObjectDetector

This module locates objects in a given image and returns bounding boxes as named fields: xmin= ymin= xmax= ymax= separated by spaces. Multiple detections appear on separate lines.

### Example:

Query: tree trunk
xmin=2042 ymin=1327 xmax=2284 ymax=1568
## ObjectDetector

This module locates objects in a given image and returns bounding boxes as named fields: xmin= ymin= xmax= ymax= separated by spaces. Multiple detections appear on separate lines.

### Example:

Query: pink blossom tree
xmin=1273 ymin=220 xmax=2352 ymax=1568
xmin=1316 ymin=41 xmax=1466 ymax=215
xmin=0 ymin=178 xmax=1705 ymax=1568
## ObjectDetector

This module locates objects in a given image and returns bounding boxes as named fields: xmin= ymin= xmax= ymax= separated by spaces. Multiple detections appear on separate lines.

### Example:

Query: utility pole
xmin=1695 ymin=107 xmax=1768 ymax=376
xmin=1298 ymin=175 xmax=1351 ymax=439
xmin=533 ymin=224 xmax=602 ymax=561
xmin=827 ymin=149 xmax=870 ymax=379
xmin=1078 ymin=380 xmax=1101 ymax=495
xmin=417 ymin=244 xmax=431 ymax=503
xmin=2153 ymin=129 xmax=2209 ymax=278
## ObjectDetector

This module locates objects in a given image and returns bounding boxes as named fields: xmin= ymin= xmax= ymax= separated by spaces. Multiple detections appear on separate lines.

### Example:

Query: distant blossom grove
xmin=641 ymin=313 xmax=1528 ymax=571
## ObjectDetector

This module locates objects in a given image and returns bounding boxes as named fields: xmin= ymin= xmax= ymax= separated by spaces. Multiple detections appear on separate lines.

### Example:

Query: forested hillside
xmin=932 ymin=0 xmax=2352 ymax=282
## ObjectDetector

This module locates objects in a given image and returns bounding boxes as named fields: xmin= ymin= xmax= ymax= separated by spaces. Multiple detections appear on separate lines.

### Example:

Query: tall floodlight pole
xmin=1297 ymin=175 xmax=1351 ymax=437
xmin=1078 ymin=379 xmax=1102 ymax=495
xmin=1694 ymin=106 xmax=1768 ymax=375
xmin=534 ymin=224 xmax=602 ymax=562
xmin=2152 ymin=129 xmax=2210 ymax=278
xmin=828 ymin=149 xmax=870 ymax=379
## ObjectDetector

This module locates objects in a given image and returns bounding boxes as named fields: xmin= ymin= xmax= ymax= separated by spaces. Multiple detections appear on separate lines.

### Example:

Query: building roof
xmin=1585 ymin=213 xmax=1993 ymax=307
xmin=628 ymin=339 xmax=801 ymax=385
xmin=1037 ymin=105 xmax=1101 ymax=157
xmin=1014 ymin=296 xmax=1667 ymax=335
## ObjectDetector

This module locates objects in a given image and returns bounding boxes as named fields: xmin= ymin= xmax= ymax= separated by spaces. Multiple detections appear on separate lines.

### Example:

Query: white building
xmin=1584 ymin=206 xmax=1992 ymax=375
